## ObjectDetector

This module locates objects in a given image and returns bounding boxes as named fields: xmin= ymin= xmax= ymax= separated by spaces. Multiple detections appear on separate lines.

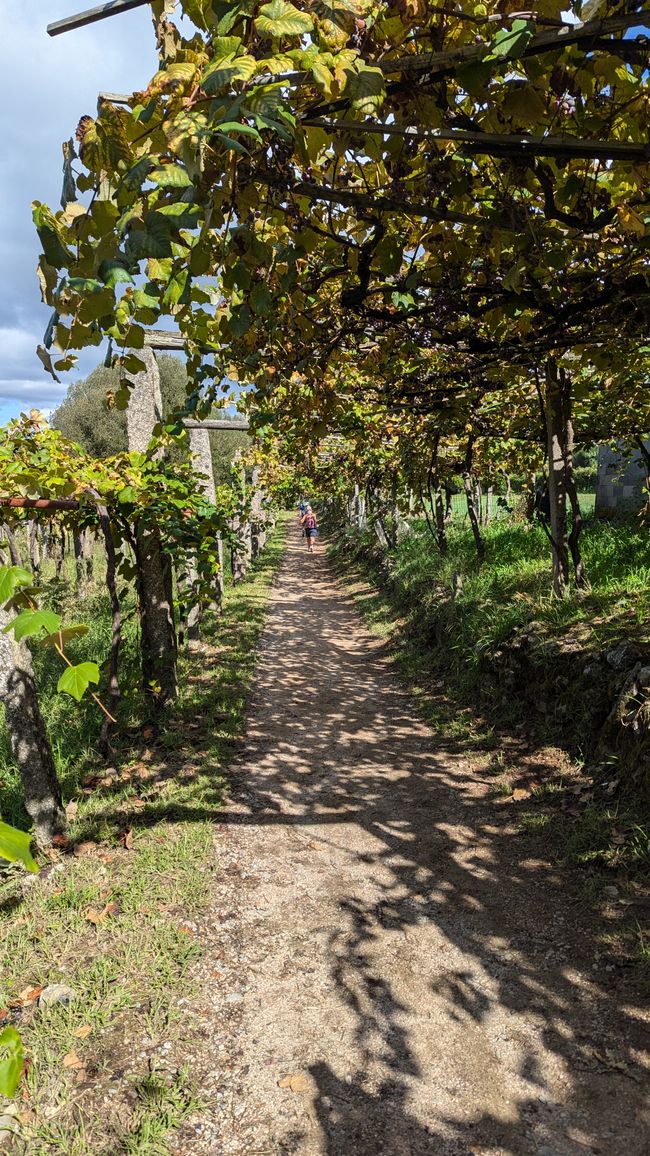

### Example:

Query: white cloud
xmin=0 ymin=2 xmax=158 ymax=422
xmin=0 ymin=379 xmax=67 ymax=403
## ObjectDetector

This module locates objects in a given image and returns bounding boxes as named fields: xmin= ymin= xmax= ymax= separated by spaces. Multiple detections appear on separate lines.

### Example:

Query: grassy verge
xmin=328 ymin=514 xmax=650 ymax=966
xmin=0 ymin=514 xmax=288 ymax=1153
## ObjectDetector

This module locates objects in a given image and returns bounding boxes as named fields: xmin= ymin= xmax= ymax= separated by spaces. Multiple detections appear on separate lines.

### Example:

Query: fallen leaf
xmin=85 ymin=908 xmax=105 ymax=926
xmin=65 ymin=801 xmax=79 ymax=822
xmin=98 ymin=853 xmax=114 ymax=864
xmin=62 ymin=1051 xmax=83 ymax=1070
xmin=74 ymin=1067 xmax=88 ymax=1084
xmin=118 ymin=828 xmax=135 ymax=850
xmin=74 ymin=1025 xmax=92 ymax=1040
xmin=12 ymin=914 xmax=32 ymax=928
xmin=278 ymin=1073 xmax=310 ymax=1092
xmin=73 ymin=841 xmax=97 ymax=858
xmin=307 ymin=841 xmax=321 ymax=851
xmin=17 ymin=986 xmax=43 ymax=1005
xmin=142 ymin=725 xmax=155 ymax=740
xmin=84 ymin=902 xmax=119 ymax=926
xmin=51 ymin=834 xmax=70 ymax=850
xmin=126 ymin=796 xmax=146 ymax=810
xmin=511 ymin=787 xmax=530 ymax=801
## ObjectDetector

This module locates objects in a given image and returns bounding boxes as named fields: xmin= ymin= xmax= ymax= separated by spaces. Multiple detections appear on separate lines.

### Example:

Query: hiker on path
xmin=300 ymin=504 xmax=319 ymax=552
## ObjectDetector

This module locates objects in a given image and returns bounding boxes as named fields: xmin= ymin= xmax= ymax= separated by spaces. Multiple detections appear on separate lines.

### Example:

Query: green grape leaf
xmin=40 ymin=625 xmax=89 ymax=648
xmin=57 ymin=662 xmax=100 ymax=702
xmin=0 ymin=820 xmax=38 ymax=874
xmin=0 ymin=567 xmax=33 ymax=606
xmin=0 ymin=1026 xmax=24 ymax=1098
xmin=149 ymin=165 xmax=193 ymax=188
xmin=3 ymin=609 xmax=61 ymax=643
xmin=98 ymin=260 xmax=134 ymax=287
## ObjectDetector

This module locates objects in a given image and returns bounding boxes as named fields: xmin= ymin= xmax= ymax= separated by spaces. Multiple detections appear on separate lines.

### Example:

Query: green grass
xmin=329 ymin=513 xmax=650 ymax=720
xmin=0 ymin=515 xmax=288 ymax=1152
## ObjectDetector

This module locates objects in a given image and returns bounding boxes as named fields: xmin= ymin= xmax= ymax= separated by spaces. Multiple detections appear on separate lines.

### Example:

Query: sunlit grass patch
xmin=0 ymin=515 xmax=288 ymax=1152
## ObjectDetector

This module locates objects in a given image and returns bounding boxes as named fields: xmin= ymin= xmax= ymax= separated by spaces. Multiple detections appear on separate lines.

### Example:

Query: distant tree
xmin=52 ymin=356 xmax=250 ymax=477
xmin=209 ymin=419 xmax=251 ymax=484
xmin=51 ymin=354 xmax=188 ymax=458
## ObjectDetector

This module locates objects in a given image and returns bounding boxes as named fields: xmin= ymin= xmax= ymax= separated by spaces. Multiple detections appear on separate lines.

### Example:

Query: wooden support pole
xmin=0 ymin=497 xmax=79 ymax=510
xmin=47 ymin=0 xmax=150 ymax=37
xmin=144 ymin=329 xmax=186 ymax=350
xmin=301 ymin=118 xmax=650 ymax=162
xmin=185 ymin=419 xmax=250 ymax=431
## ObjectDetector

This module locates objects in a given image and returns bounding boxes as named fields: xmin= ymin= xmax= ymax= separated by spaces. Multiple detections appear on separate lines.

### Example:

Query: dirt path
xmin=180 ymin=527 xmax=648 ymax=1156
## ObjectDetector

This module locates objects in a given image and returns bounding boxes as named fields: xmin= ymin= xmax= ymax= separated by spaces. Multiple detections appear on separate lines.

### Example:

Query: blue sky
xmin=0 ymin=1 xmax=157 ymax=423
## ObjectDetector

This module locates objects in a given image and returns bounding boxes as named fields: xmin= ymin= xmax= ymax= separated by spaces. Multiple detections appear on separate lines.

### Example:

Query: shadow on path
xmin=216 ymin=528 xmax=648 ymax=1155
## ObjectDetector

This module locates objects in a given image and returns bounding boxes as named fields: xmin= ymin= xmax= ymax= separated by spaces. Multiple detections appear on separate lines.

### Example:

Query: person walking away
xmin=300 ymin=505 xmax=318 ymax=552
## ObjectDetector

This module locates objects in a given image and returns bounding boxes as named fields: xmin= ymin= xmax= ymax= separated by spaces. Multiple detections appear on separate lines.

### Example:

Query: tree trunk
xmin=434 ymin=487 xmax=448 ymax=554
xmin=461 ymin=440 xmax=486 ymax=562
xmin=73 ymin=532 xmax=85 ymax=588
xmin=188 ymin=426 xmax=222 ymax=626
xmin=525 ymin=473 xmax=537 ymax=522
xmin=485 ymin=486 xmax=493 ymax=525
xmin=388 ymin=475 xmax=399 ymax=547
xmin=565 ymin=420 xmax=588 ymax=590
xmin=54 ymin=529 xmax=66 ymax=580
xmin=134 ymin=521 xmax=178 ymax=705
xmin=635 ymin=437 xmax=650 ymax=520
xmin=85 ymin=491 xmax=122 ymax=753
xmin=127 ymin=349 xmax=178 ymax=699
xmin=0 ymin=605 xmax=65 ymax=846
xmin=231 ymin=460 xmax=250 ymax=584
xmin=28 ymin=522 xmax=41 ymax=577
xmin=250 ymin=466 xmax=266 ymax=559
xmin=544 ymin=358 xmax=571 ymax=597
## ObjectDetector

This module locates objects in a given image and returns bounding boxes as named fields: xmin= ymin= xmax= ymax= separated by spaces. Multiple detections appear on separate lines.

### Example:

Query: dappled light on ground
xmin=184 ymin=527 xmax=648 ymax=1156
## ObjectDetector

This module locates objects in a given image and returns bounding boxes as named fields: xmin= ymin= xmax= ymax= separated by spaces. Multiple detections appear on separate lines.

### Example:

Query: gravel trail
xmin=179 ymin=526 xmax=649 ymax=1156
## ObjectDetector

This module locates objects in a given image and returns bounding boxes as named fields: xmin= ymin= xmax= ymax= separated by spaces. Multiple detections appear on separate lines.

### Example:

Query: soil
xmin=174 ymin=526 xmax=649 ymax=1156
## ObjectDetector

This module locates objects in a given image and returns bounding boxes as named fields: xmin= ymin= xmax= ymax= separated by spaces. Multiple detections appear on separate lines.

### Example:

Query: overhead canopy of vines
xmin=29 ymin=0 xmax=650 ymax=472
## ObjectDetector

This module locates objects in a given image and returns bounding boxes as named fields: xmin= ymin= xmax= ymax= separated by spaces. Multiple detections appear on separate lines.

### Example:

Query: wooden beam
xmin=144 ymin=329 xmax=186 ymax=350
xmin=301 ymin=119 xmax=650 ymax=162
xmin=0 ymin=497 xmax=79 ymax=510
xmin=47 ymin=0 xmax=150 ymax=37
xmin=185 ymin=420 xmax=250 ymax=431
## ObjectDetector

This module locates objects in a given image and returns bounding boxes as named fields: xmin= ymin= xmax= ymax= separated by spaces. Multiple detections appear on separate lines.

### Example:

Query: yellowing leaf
xmin=255 ymin=0 xmax=314 ymax=38
xmin=617 ymin=206 xmax=646 ymax=237
xmin=278 ymin=1072 xmax=310 ymax=1091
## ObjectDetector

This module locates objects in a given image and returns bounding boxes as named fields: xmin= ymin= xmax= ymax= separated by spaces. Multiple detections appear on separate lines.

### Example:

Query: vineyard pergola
xmin=1 ymin=0 xmax=649 ymax=846
xmin=29 ymin=0 xmax=650 ymax=597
